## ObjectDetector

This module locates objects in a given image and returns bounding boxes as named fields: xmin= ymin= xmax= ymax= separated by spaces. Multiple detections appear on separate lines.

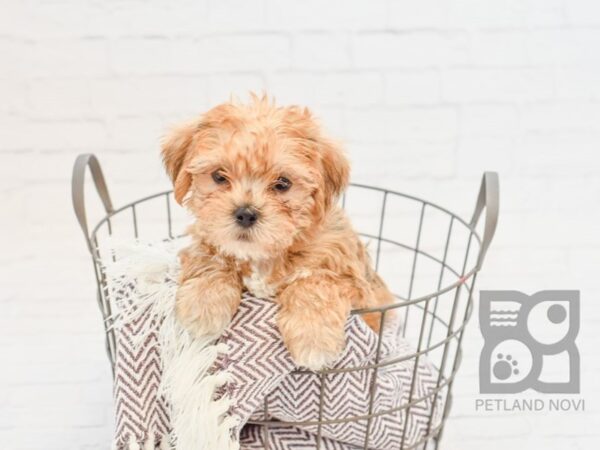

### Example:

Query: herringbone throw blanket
xmin=104 ymin=240 xmax=444 ymax=450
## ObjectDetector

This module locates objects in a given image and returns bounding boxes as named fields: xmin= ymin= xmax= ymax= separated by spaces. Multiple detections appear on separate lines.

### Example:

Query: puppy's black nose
xmin=234 ymin=206 xmax=258 ymax=228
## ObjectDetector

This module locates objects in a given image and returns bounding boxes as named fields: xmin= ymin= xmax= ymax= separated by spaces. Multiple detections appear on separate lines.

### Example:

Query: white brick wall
xmin=1 ymin=1 xmax=599 ymax=448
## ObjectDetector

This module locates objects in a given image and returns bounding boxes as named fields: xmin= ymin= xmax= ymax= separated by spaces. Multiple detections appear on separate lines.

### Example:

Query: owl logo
xmin=479 ymin=290 xmax=580 ymax=394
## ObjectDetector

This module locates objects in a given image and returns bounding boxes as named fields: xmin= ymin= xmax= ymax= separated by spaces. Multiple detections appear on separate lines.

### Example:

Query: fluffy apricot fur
xmin=162 ymin=94 xmax=393 ymax=370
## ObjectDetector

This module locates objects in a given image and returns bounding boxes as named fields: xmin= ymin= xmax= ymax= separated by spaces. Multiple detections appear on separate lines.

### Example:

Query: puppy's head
xmin=161 ymin=95 xmax=349 ymax=260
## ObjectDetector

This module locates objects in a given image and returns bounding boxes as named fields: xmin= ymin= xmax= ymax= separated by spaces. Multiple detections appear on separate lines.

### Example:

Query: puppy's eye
xmin=211 ymin=170 xmax=228 ymax=185
xmin=273 ymin=177 xmax=292 ymax=192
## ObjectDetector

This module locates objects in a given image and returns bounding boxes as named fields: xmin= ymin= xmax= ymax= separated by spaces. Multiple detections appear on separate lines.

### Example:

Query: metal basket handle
xmin=469 ymin=171 xmax=499 ymax=270
xmin=72 ymin=153 xmax=114 ymax=253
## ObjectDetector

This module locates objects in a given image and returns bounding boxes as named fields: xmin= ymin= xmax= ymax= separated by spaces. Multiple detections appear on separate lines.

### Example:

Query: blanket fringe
xmin=103 ymin=238 xmax=240 ymax=450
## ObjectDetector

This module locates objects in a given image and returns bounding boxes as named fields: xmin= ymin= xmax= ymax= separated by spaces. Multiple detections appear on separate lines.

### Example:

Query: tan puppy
xmin=162 ymin=95 xmax=394 ymax=370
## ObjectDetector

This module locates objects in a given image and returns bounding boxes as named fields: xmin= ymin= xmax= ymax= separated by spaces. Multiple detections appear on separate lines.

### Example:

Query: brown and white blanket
xmin=104 ymin=240 xmax=444 ymax=450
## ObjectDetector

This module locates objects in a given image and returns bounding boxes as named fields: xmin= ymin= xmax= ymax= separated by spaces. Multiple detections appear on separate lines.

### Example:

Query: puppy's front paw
xmin=175 ymin=278 xmax=241 ymax=338
xmin=288 ymin=336 xmax=344 ymax=371
xmin=278 ymin=310 xmax=346 ymax=371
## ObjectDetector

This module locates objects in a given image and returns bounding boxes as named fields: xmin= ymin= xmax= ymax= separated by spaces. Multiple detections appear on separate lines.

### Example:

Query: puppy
xmin=162 ymin=95 xmax=394 ymax=370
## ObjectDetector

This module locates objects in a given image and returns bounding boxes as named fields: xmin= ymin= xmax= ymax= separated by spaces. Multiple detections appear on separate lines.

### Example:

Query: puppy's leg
xmin=356 ymin=241 xmax=395 ymax=332
xmin=362 ymin=272 xmax=395 ymax=332
xmin=176 ymin=253 xmax=242 ymax=337
xmin=277 ymin=276 xmax=352 ymax=370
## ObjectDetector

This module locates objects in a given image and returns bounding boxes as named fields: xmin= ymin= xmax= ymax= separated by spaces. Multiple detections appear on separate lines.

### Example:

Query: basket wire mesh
xmin=72 ymin=154 xmax=499 ymax=450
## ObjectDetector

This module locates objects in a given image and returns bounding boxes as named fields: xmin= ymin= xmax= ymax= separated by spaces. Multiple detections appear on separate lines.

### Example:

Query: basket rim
xmin=88 ymin=183 xmax=482 ymax=316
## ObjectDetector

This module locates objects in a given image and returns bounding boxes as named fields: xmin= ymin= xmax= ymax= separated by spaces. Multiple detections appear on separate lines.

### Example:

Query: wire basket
xmin=72 ymin=153 xmax=498 ymax=450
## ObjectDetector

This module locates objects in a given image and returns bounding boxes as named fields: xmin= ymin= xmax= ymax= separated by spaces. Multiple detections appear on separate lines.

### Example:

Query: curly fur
xmin=161 ymin=94 xmax=394 ymax=370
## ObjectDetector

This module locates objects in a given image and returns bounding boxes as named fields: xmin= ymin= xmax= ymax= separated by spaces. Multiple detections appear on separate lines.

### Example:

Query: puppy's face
xmin=162 ymin=97 xmax=349 ymax=261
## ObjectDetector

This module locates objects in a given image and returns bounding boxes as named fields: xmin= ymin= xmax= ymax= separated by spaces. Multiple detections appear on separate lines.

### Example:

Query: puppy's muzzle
xmin=234 ymin=206 xmax=259 ymax=228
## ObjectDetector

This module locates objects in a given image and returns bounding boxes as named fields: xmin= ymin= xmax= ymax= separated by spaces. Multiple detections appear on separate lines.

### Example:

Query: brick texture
xmin=1 ymin=1 xmax=599 ymax=449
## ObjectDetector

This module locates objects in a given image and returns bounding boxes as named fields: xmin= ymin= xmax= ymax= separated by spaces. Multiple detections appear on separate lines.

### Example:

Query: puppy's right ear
xmin=161 ymin=120 xmax=200 ymax=204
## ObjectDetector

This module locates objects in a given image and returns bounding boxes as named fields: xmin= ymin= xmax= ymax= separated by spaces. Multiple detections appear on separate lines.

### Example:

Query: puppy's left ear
xmin=161 ymin=120 xmax=200 ymax=204
xmin=319 ymin=138 xmax=350 ymax=207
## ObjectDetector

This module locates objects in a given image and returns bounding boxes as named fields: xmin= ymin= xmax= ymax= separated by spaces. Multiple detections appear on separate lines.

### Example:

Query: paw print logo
xmin=493 ymin=353 xmax=519 ymax=380
xmin=484 ymin=339 xmax=531 ymax=387
xmin=479 ymin=291 xmax=580 ymax=394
